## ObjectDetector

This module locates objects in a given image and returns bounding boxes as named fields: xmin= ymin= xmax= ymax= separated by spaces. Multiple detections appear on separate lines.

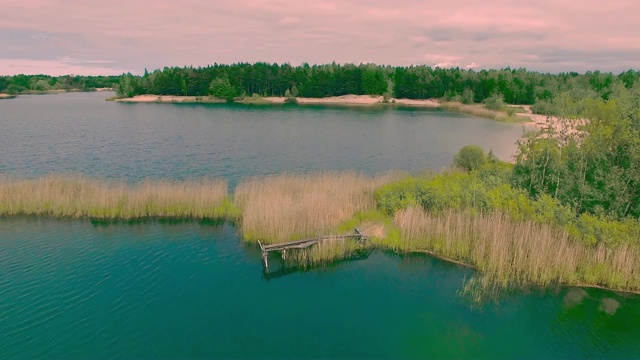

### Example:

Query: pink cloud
xmin=0 ymin=58 xmax=131 ymax=76
xmin=277 ymin=16 xmax=300 ymax=26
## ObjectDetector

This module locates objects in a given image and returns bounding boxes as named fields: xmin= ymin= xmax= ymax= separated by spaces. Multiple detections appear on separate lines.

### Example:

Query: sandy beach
xmin=118 ymin=94 xmax=440 ymax=107
xmin=114 ymin=95 xmax=225 ymax=103
xmin=515 ymin=106 xmax=587 ymax=136
xmin=0 ymin=93 xmax=16 ymax=99
xmin=263 ymin=94 xmax=440 ymax=107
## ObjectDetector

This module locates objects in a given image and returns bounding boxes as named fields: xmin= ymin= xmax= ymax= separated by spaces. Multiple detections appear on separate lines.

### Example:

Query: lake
xmin=1 ymin=92 xmax=639 ymax=359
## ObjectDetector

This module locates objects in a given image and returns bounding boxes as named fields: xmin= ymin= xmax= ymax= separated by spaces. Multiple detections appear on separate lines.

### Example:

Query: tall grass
xmin=0 ymin=175 xmax=229 ymax=219
xmin=234 ymin=172 xmax=395 ymax=243
xmin=440 ymin=101 xmax=525 ymax=123
xmin=393 ymin=207 xmax=640 ymax=299
xmin=283 ymin=237 xmax=369 ymax=268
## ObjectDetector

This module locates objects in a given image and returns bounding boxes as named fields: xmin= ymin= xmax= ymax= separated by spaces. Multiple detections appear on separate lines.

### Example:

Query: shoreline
xmin=3 ymin=173 xmax=639 ymax=298
xmin=111 ymin=94 xmax=555 ymax=127
xmin=113 ymin=94 xmax=440 ymax=107
xmin=2 ymin=88 xmax=114 ymax=98
xmin=0 ymin=93 xmax=17 ymax=99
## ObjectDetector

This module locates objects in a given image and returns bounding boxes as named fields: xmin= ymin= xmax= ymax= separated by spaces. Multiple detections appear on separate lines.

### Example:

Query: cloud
xmin=0 ymin=58 xmax=132 ymax=76
xmin=435 ymin=61 xmax=460 ymax=68
xmin=1 ymin=0 xmax=639 ymax=75
xmin=464 ymin=62 xmax=479 ymax=70
xmin=277 ymin=16 xmax=300 ymax=26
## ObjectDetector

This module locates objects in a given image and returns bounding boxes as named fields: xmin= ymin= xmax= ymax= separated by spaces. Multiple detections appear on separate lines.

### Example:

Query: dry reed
xmin=0 ymin=175 xmax=229 ymax=219
xmin=440 ymin=101 xmax=508 ymax=120
xmin=393 ymin=207 xmax=640 ymax=298
xmin=284 ymin=237 xmax=368 ymax=268
xmin=234 ymin=172 xmax=394 ymax=243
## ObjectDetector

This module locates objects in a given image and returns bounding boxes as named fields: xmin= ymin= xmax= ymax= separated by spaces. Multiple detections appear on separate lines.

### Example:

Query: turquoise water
xmin=1 ymin=92 xmax=640 ymax=358
xmin=2 ymin=218 xmax=640 ymax=359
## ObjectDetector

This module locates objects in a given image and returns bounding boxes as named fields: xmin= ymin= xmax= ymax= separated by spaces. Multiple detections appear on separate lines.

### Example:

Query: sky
xmin=1 ymin=0 xmax=639 ymax=76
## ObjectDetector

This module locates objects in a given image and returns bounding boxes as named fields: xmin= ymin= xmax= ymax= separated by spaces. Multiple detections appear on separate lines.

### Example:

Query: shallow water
xmin=1 ymin=92 xmax=639 ymax=358
xmin=2 ymin=218 xmax=640 ymax=359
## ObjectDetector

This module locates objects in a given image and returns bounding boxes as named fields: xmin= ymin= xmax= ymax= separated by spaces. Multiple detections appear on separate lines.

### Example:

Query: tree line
xmin=112 ymin=63 xmax=639 ymax=106
xmin=3 ymin=64 xmax=638 ymax=109
xmin=0 ymin=74 xmax=120 ymax=94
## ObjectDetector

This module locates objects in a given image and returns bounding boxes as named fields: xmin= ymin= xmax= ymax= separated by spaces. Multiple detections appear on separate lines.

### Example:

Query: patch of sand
xmin=265 ymin=95 xmax=439 ymax=107
xmin=393 ymin=98 xmax=439 ymax=106
xmin=114 ymin=94 xmax=224 ymax=103
xmin=115 ymin=94 xmax=441 ymax=107
xmin=0 ymin=93 xmax=16 ymax=99
xmin=516 ymin=105 xmax=587 ymax=135
xmin=264 ymin=94 xmax=384 ymax=105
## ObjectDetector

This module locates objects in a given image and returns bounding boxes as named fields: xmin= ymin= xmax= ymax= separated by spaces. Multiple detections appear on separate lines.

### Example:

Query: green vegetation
xmin=3 ymin=166 xmax=640 ymax=297
xmin=209 ymin=76 xmax=237 ymax=102
xmin=236 ymin=94 xmax=272 ymax=104
xmin=107 ymin=64 xmax=639 ymax=110
xmin=454 ymin=145 xmax=486 ymax=172
xmin=514 ymin=86 xmax=640 ymax=221
xmin=0 ymin=74 xmax=119 ymax=94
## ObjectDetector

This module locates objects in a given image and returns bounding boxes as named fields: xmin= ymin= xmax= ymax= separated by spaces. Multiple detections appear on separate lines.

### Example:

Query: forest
xmin=108 ymin=63 xmax=639 ymax=106
xmin=3 ymin=63 xmax=638 ymax=108
xmin=0 ymin=74 xmax=120 ymax=94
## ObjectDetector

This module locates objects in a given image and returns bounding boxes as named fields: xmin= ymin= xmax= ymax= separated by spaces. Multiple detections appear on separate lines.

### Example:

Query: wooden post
xmin=258 ymin=240 xmax=269 ymax=271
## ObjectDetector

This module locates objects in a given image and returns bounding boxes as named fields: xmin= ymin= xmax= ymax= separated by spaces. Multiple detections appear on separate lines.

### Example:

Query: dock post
xmin=258 ymin=240 xmax=269 ymax=271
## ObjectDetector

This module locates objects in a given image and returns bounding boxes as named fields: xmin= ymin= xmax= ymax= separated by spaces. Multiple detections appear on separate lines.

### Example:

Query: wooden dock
xmin=258 ymin=228 xmax=368 ymax=271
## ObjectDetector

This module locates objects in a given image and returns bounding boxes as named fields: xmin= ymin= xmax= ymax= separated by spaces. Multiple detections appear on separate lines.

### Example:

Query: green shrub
xmin=454 ymin=145 xmax=486 ymax=172
xmin=484 ymin=94 xmax=505 ymax=111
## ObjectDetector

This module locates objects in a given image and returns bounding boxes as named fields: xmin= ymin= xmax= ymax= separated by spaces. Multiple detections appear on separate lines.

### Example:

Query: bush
xmin=461 ymin=88 xmax=475 ymax=104
xmin=284 ymin=88 xmax=298 ymax=104
xmin=484 ymin=94 xmax=505 ymax=111
xmin=454 ymin=145 xmax=486 ymax=172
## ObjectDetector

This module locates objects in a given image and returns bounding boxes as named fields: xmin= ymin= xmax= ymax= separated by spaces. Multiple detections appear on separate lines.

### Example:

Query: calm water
xmin=0 ymin=92 xmax=522 ymax=185
xmin=1 ymin=92 xmax=639 ymax=359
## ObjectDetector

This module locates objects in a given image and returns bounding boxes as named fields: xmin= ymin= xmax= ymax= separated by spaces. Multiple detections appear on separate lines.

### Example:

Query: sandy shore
xmin=117 ymin=94 xmax=440 ymax=107
xmin=265 ymin=94 xmax=439 ymax=106
xmin=515 ymin=106 xmax=587 ymax=136
xmin=114 ymin=95 xmax=225 ymax=103
xmin=0 ymin=93 xmax=16 ymax=99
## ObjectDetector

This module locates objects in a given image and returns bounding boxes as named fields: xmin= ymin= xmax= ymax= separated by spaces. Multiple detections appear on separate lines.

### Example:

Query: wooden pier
xmin=258 ymin=228 xmax=368 ymax=271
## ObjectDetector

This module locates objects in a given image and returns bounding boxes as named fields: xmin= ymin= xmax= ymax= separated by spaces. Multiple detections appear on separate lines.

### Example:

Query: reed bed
xmin=440 ymin=101 xmax=508 ymax=121
xmin=283 ymin=238 xmax=368 ymax=268
xmin=393 ymin=207 xmax=640 ymax=298
xmin=234 ymin=172 xmax=395 ymax=243
xmin=0 ymin=175 xmax=229 ymax=219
